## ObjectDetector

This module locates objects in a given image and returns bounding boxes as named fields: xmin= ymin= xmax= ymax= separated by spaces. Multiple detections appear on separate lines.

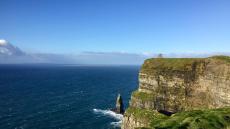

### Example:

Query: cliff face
xmin=122 ymin=56 xmax=230 ymax=129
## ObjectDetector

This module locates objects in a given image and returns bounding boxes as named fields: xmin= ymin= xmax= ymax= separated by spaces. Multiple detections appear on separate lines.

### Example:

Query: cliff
xmin=122 ymin=56 xmax=230 ymax=129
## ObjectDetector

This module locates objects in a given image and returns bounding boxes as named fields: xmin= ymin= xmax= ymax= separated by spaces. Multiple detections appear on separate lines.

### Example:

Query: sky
xmin=0 ymin=0 xmax=230 ymax=64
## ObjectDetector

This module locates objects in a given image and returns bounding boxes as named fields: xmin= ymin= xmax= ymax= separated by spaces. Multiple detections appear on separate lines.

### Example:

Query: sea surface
xmin=0 ymin=65 xmax=139 ymax=129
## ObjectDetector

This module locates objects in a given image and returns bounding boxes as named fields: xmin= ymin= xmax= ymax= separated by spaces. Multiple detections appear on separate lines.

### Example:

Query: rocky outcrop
xmin=115 ymin=94 xmax=125 ymax=114
xmin=122 ymin=56 xmax=230 ymax=129
xmin=122 ymin=114 xmax=149 ymax=129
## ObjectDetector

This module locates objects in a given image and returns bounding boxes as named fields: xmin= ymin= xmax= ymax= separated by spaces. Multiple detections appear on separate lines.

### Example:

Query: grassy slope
xmin=128 ymin=107 xmax=230 ymax=129
xmin=152 ymin=107 xmax=230 ymax=129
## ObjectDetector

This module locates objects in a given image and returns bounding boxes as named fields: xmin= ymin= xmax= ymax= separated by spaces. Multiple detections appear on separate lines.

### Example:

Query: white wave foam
xmin=93 ymin=109 xmax=123 ymax=120
xmin=111 ymin=121 xmax=122 ymax=127
xmin=93 ymin=108 xmax=123 ymax=127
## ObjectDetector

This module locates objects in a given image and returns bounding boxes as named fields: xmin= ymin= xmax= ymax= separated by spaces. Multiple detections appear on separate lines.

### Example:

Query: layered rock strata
xmin=122 ymin=56 xmax=230 ymax=129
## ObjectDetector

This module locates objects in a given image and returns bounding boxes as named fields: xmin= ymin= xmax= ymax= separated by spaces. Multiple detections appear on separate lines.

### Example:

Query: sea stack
xmin=116 ymin=94 xmax=124 ymax=114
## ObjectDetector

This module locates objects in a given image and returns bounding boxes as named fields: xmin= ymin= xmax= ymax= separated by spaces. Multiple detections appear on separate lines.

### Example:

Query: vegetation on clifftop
xmin=140 ymin=58 xmax=206 ymax=77
xmin=210 ymin=55 xmax=230 ymax=63
xmin=140 ymin=55 xmax=230 ymax=78
xmin=141 ymin=58 xmax=203 ymax=70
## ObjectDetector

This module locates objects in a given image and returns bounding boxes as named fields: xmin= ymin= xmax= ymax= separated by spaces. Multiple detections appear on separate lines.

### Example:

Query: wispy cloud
xmin=0 ymin=40 xmax=229 ymax=65
xmin=157 ymin=52 xmax=230 ymax=58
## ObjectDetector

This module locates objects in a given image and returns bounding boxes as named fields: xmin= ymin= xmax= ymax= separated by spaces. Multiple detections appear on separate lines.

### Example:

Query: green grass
xmin=132 ymin=90 xmax=155 ymax=101
xmin=142 ymin=58 xmax=203 ymax=70
xmin=125 ymin=107 xmax=230 ymax=129
xmin=140 ymin=55 xmax=230 ymax=77
xmin=125 ymin=107 xmax=167 ymax=121
xmin=152 ymin=107 xmax=230 ymax=129
xmin=210 ymin=55 xmax=230 ymax=63
xmin=140 ymin=58 xmax=205 ymax=76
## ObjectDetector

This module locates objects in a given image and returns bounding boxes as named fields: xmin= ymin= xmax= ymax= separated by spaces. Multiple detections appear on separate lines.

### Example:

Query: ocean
xmin=0 ymin=65 xmax=140 ymax=129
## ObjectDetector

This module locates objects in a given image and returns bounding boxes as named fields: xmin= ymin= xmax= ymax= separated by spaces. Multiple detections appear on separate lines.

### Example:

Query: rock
xmin=122 ymin=56 xmax=230 ymax=129
xmin=115 ymin=94 xmax=124 ymax=114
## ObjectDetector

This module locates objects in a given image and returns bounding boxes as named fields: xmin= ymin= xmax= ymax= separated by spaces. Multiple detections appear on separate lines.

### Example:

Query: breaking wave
xmin=110 ymin=121 xmax=122 ymax=128
xmin=93 ymin=109 xmax=123 ymax=127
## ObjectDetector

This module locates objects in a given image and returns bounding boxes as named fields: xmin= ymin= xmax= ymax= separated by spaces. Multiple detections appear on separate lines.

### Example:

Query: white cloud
xmin=0 ymin=39 xmax=7 ymax=45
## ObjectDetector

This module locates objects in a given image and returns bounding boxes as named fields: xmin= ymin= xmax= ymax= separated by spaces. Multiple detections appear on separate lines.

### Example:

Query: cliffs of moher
xmin=122 ymin=56 xmax=230 ymax=129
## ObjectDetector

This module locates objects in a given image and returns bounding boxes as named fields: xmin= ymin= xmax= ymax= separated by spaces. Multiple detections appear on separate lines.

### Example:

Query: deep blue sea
xmin=0 ymin=65 xmax=139 ymax=129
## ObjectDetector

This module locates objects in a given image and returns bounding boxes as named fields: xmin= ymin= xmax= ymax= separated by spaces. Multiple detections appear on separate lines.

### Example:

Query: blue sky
xmin=0 ymin=0 xmax=230 ymax=55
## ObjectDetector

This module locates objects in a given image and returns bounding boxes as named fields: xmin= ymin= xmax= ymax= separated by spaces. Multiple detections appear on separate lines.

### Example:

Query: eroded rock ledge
xmin=122 ymin=56 xmax=230 ymax=129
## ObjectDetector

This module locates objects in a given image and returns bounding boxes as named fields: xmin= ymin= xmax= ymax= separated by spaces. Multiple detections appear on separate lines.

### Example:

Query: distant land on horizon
xmin=0 ymin=39 xmax=230 ymax=65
